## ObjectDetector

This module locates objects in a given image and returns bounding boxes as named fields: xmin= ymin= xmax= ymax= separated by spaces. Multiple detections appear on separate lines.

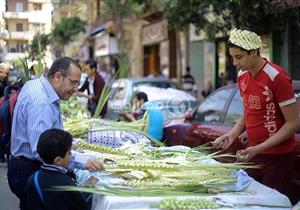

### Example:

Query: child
xmin=24 ymin=128 xmax=90 ymax=210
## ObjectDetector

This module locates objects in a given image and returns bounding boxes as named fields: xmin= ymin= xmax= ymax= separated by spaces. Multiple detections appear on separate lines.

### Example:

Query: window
xmin=110 ymin=81 xmax=127 ymax=100
xmin=193 ymin=87 xmax=234 ymax=123
xmin=224 ymin=90 xmax=243 ymax=125
xmin=16 ymin=2 xmax=24 ymax=12
xmin=9 ymin=47 xmax=16 ymax=53
xmin=133 ymin=81 xmax=177 ymax=91
xmin=16 ymin=23 xmax=23 ymax=32
xmin=32 ymin=23 xmax=45 ymax=32
xmin=33 ymin=3 xmax=42 ymax=10
xmin=16 ymin=43 xmax=25 ymax=52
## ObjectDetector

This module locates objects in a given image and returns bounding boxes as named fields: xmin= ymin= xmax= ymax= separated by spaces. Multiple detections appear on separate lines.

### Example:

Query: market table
xmin=73 ymin=144 xmax=292 ymax=210
xmin=90 ymin=174 xmax=291 ymax=210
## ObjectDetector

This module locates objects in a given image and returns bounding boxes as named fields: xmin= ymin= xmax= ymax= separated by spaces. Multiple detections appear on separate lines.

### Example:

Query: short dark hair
xmin=85 ymin=60 xmax=97 ymax=70
xmin=47 ymin=57 xmax=81 ymax=79
xmin=186 ymin=66 xmax=190 ymax=72
xmin=37 ymin=128 xmax=73 ymax=164
xmin=228 ymin=41 xmax=260 ymax=56
xmin=135 ymin=92 xmax=148 ymax=102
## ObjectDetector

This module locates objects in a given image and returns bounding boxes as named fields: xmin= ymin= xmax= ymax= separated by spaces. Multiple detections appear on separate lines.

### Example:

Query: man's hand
xmin=236 ymin=146 xmax=259 ymax=162
xmin=212 ymin=133 xmax=235 ymax=150
xmin=85 ymin=157 xmax=104 ymax=172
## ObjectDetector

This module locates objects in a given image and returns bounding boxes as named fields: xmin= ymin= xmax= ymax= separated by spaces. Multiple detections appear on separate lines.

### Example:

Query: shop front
xmin=142 ymin=20 xmax=177 ymax=78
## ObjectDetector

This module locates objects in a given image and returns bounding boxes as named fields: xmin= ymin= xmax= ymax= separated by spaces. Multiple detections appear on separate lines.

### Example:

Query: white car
xmin=105 ymin=77 xmax=197 ymax=121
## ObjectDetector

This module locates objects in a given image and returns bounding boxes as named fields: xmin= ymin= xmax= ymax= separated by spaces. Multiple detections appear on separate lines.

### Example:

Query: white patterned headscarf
xmin=229 ymin=28 xmax=262 ymax=50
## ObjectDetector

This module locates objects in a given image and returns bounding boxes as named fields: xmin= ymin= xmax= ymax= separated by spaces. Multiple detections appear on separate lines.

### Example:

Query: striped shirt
xmin=11 ymin=75 xmax=87 ymax=169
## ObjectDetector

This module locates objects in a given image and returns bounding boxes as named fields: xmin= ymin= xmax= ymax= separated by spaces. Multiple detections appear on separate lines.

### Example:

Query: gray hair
xmin=47 ymin=57 xmax=81 ymax=79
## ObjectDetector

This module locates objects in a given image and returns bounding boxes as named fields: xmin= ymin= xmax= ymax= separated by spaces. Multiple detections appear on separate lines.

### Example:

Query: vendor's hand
xmin=75 ymin=91 xmax=85 ymax=97
xmin=86 ymin=157 xmax=104 ymax=172
xmin=236 ymin=146 xmax=259 ymax=162
xmin=86 ymin=95 xmax=93 ymax=100
xmin=212 ymin=133 xmax=235 ymax=150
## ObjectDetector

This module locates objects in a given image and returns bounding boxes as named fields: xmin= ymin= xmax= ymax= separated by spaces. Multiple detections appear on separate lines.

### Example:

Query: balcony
xmin=3 ymin=12 xmax=29 ymax=20
xmin=9 ymin=31 xmax=34 ymax=40
xmin=4 ymin=52 xmax=26 ymax=62
xmin=28 ymin=11 xmax=51 ymax=23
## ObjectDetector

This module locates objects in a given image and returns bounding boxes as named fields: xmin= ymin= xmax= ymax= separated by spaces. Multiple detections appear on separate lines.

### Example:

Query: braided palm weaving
xmin=229 ymin=28 xmax=262 ymax=50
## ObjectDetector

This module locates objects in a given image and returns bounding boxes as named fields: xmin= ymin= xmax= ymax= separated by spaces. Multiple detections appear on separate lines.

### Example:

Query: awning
xmin=90 ymin=26 xmax=105 ymax=36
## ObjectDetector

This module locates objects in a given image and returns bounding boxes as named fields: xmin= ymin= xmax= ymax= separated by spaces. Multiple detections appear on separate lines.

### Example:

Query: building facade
xmin=3 ymin=0 xmax=52 ymax=63
xmin=0 ymin=1 xmax=8 ymax=62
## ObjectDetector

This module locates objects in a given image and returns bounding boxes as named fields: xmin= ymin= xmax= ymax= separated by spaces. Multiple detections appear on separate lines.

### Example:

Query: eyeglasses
xmin=61 ymin=73 xmax=80 ymax=87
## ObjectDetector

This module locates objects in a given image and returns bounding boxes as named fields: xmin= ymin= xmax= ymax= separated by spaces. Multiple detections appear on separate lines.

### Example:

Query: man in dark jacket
xmin=77 ymin=60 xmax=106 ymax=117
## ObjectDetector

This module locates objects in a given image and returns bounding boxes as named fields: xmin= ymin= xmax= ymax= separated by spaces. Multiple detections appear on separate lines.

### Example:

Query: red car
xmin=164 ymin=81 xmax=300 ymax=203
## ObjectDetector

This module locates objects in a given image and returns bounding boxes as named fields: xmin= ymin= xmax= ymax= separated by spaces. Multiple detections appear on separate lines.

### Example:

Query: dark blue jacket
xmin=25 ymin=165 xmax=90 ymax=210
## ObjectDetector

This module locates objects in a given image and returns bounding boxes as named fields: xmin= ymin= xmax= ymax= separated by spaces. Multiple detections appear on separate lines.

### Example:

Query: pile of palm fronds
xmin=63 ymin=111 xmax=162 ymax=145
xmin=58 ymin=143 xmax=257 ymax=198
xmin=61 ymin=96 xmax=88 ymax=119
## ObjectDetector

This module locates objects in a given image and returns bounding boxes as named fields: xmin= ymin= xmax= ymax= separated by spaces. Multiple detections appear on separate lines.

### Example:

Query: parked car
xmin=105 ymin=77 xmax=195 ymax=120
xmin=164 ymin=81 xmax=300 ymax=203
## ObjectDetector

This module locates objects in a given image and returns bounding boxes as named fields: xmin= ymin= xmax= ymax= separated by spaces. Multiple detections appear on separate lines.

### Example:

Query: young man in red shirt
xmin=212 ymin=28 xmax=300 ymax=196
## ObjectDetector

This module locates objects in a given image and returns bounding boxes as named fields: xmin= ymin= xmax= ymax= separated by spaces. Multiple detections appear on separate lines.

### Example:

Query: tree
xmin=29 ymin=33 xmax=49 ymax=61
xmin=151 ymin=0 xmax=300 ymax=39
xmin=101 ymin=0 xmax=144 ymax=52
xmin=51 ymin=16 xmax=86 ymax=57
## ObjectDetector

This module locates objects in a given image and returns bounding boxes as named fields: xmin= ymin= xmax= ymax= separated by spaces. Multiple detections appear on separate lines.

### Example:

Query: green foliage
xmin=51 ymin=16 xmax=86 ymax=45
xmin=101 ymin=0 xmax=145 ymax=52
xmin=32 ymin=62 xmax=44 ymax=78
xmin=29 ymin=33 xmax=49 ymax=60
xmin=233 ymin=0 xmax=287 ymax=34
xmin=93 ymin=52 xmax=131 ymax=119
xmin=150 ymin=0 xmax=300 ymax=39
xmin=17 ymin=57 xmax=30 ymax=82
xmin=51 ymin=0 xmax=76 ymax=8
xmin=101 ymin=0 xmax=144 ymax=19
xmin=115 ymin=52 xmax=130 ymax=79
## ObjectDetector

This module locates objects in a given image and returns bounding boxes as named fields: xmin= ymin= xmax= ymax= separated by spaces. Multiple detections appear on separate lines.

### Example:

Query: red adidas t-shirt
xmin=238 ymin=59 xmax=296 ymax=154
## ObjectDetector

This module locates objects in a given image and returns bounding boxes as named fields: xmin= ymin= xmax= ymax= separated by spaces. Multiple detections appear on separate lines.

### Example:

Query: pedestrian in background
xmin=182 ymin=66 xmax=197 ymax=97
xmin=8 ymin=57 xmax=103 ymax=210
xmin=0 ymin=63 xmax=10 ymax=97
xmin=212 ymin=28 xmax=300 ymax=197
xmin=201 ymin=80 xmax=213 ymax=98
xmin=217 ymin=72 xmax=226 ymax=88
xmin=76 ymin=60 xmax=106 ymax=117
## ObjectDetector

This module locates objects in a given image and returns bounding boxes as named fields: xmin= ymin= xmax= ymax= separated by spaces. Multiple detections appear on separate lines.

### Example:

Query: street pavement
xmin=0 ymin=163 xmax=18 ymax=210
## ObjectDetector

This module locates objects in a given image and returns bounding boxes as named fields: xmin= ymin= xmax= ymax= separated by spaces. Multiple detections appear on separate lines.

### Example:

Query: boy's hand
xmin=212 ymin=133 xmax=235 ymax=150
xmin=86 ymin=157 xmax=104 ymax=172
xmin=236 ymin=146 xmax=259 ymax=162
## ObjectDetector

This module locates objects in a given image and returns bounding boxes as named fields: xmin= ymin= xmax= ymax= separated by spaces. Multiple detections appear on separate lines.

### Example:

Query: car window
xmin=224 ymin=90 xmax=243 ymax=125
xmin=110 ymin=81 xmax=127 ymax=100
xmin=295 ymin=89 xmax=300 ymax=98
xmin=132 ymin=82 xmax=177 ymax=91
xmin=193 ymin=87 xmax=234 ymax=123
